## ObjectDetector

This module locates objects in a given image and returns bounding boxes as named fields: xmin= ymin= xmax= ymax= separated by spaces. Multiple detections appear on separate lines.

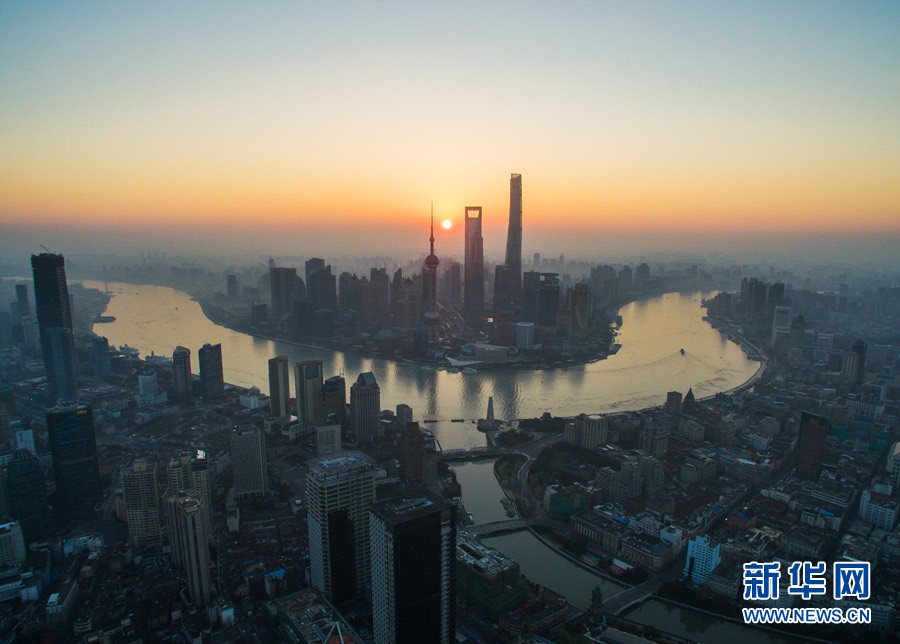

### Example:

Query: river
xmin=84 ymin=281 xmax=796 ymax=642
xmin=84 ymin=282 xmax=759 ymax=451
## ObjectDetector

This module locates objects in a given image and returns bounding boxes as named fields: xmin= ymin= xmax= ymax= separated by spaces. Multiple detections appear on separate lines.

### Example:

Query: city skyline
xmin=1 ymin=3 xmax=899 ymax=254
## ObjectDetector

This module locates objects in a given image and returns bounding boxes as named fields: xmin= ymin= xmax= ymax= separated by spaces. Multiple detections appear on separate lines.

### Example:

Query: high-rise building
xmin=268 ymin=355 xmax=291 ymax=418
xmin=0 ymin=522 xmax=26 ymax=571
xmin=226 ymin=274 xmax=238 ymax=299
xmin=5 ymin=450 xmax=53 ymax=541
xmin=295 ymin=360 xmax=324 ymax=426
xmin=464 ymin=206 xmax=484 ymax=330
xmin=168 ymin=493 xmax=211 ymax=607
xmin=797 ymin=411 xmax=828 ymax=480
xmin=448 ymin=261 xmax=461 ymax=307
xmin=851 ymin=340 xmax=868 ymax=387
xmin=306 ymin=451 xmax=376 ymax=603
xmin=172 ymin=346 xmax=193 ymax=401
xmin=91 ymin=335 xmax=112 ymax=378
xmin=563 ymin=414 xmax=608 ymax=449
xmin=493 ymin=264 xmax=512 ymax=314
xmin=269 ymin=265 xmax=299 ymax=318
xmin=122 ymin=460 xmax=161 ymax=551
xmin=231 ymin=424 xmax=268 ymax=499
xmin=504 ymin=173 xmax=523 ymax=308
xmin=322 ymin=375 xmax=347 ymax=428
xmin=370 ymin=491 xmax=457 ymax=644
xmin=167 ymin=451 xmax=213 ymax=532
xmin=399 ymin=422 xmax=426 ymax=483
xmin=305 ymin=257 xmax=326 ymax=283
xmin=683 ymin=535 xmax=722 ymax=586
xmin=46 ymin=403 xmax=101 ymax=518
xmin=15 ymin=283 xmax=31 ymax=318
xmin=198 ymin=343 xmax=224 ymax=403
xmin=369 ymin=267 xmax=391 ymax=327
xmin=350 ymin=372 xmax=380 ymax=444
xmin=396 ymin=404 xmax=413 ymax=429
xmin=30 ymin=253 xmax=77 ymax=403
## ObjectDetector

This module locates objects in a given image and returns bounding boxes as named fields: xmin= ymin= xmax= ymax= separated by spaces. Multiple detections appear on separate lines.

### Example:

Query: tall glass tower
xmin=31 ymin=253 xmax=77 ymax=403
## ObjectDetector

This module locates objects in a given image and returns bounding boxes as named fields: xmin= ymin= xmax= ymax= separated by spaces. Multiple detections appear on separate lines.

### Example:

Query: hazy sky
xmin=1 ymin=2 xmax=899 ymax=258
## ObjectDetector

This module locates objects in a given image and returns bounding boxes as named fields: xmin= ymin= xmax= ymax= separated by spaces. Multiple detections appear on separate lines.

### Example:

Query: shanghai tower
xmin=31 ymin=253 xmax=77 ymax=403
xmin=504 ymin=173 xmax=523 ymax=307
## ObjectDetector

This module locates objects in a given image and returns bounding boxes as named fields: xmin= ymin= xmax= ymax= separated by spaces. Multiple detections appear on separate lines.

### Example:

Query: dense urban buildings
xmin=121 ymin=459 xmax=161 ymax=551
xmin=230 ymin=424 xmax=268 ymax=499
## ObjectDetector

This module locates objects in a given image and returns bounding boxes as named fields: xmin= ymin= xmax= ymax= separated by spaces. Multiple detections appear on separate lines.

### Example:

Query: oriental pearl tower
xmin=423 ymin=203 xmax=441 ymax=332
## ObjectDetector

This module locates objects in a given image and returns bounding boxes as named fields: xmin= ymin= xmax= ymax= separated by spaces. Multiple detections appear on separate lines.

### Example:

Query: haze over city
xmin=2 ymin=2 xmax=899 ymax=262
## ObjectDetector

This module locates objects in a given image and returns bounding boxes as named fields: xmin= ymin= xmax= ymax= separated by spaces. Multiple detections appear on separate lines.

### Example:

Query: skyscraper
xmin=167 ymin=450 xmax=213 ymax=533
xmin=15 ymin=283 xmax=30 ymax=318
xmin=168 ymin=493 xmax=211 ymax=607
xmin=797 ymin=411 xmax=828 ymax=480
xmin=306 ymin=451 xmax=376 ymax=603
xmin=464 ymin=206 xmax=484 ymax=329
xmin=230 ymin=424 xmax=268 ymax=499
xmin=350 ymin=372 xmax=380 ymax=444
xmin=504 ymin=173 xmax=523 ymax=308
xmin=5 ymin=450 xmax=53 ymax=541
xmin=369 ymin=267 xmax=391 ymax=327
xmin=46 ymin=403 xmax=101 ymax=518
xmin=448 ymin=261 xmax=461 ymax=307
xmin=268 ymin=355 xmax=291 ymax=418
xmin=198 ymin=343 xmax=224 ymax=403
xmin=370 ymin=491 xmax=457 ymax=644
xmin=851 ymin=340 xmax=868 ymax=387
xmin=122 ymin=460 xmax=161 ymax=551
xmin=322 ymin=375 xmax=347 ymax=428
xmin=226 ymin=274 xmax=238 ymax=299
xmin=295 ymin=360 xmax=324 ymax=426
xmin=172 ymin=346 xmax=193 ymax=401
xmin=269 ymin=265 xmax=299 ymax=318
xmin=30 ymin=253 xmax=77 ymax=403
xmin=91 ymin=335 xmax=112 ymax=378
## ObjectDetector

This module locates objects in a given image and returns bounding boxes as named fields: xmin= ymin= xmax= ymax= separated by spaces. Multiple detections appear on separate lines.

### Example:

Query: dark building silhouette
xmin=322 ymin=375 xmax=347 ymax=429
xmin=226 ymin=274 xmax=238 ymax=299
xmin=172 ymin=346 xmax=193 ymax=401
xmin=400 ymin=422 xmax=426 ymax=483
xmin=5 ymin=450 xmax=53 ymax=541
xmin=46 ymin=403 xmax=101 ymax=518
xmin=370 ymin=491 xmax=457 ymax=644
xmin=447 ymin=261 xmax=461 ymax=307
xmin=464 ymin=206 xmax=484 ymax=330
xmin=493 ymin=264 xmax=513 ymax=314
xmin=295 ymin=360 xmax=325 ymax=426
xmin=269 ymin=266 xmax=303 ymax=319
xmin=15 ymin=283 xmax=30 ymax=318
xmin=369 ymin=267 xmax=391 ymax=327
xmin=422 ymin=208 xmax=440 ymax=319
xmin=797 ymin=411 xmax=828 ymax=480
xmin=198 ymin=343 xmax=224 ymax=403
xmin=851 ymin=340 xmax=868 ymax=387
xmin=91 ymin=335 xmax=112 ymax=378
xmin=504 ymin=173 xmax=523 ymax=308
xmin=31 ymin=253 xmax=77 ymax=403
xmin=268 ymin=355 xmax=291 ymax=418
xmin=350 ymin=372 xmax=380 ymax=444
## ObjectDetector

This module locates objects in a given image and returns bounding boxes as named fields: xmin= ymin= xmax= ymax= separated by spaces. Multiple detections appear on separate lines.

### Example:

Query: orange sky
xmin=1 ymin=3 xmax=899 ymax=237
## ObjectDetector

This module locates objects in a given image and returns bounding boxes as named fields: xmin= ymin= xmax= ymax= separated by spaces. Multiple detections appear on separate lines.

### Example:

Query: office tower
xmin=350 ymin=372 xmax=381 ymax=444
xmin=370 ymin=491 xmax=457 ymax=644
xmin=322 ymin=375 xmax=347 ymax=428
xmin=268 ymin=355 xmax=291 ymax=418
xmin=91 ymin=335 xmax=112 ymax=378
xmin=15 ymin=283 xmax=31 ymax=318
xmin=122 ymin=460 xmax=161 ymax=551
xmin=665 ymin=391 xmax=683 ymax=415
xmin=168 ymin=493 xmax=211 ymax=607
xmin=493 ymin=264 xmax=512 ymax=314
xmin=851 ymin=340 xmax=868 ymax=387
xmin=639 ymin=425 xmax=669 ymax=459
xmin=504 ymin=173 xmax=523 ymax=308
xmin=305 ymin=257 xmax=326 ymax=283
xmin=316 ymin=424 xmax=342 ymax=458
xmin=463 ymin=206 xmax=484 ymax=330
xmin=563 ymin=414 xmax=608 ymax=449
xmin=295 ymin=360 xmax=325 ymax=426
xmin=568 ymin=283 xmax=592 ymax=331
xmin=538 ymin=274 xmax=561 ymax=326
xmin=515 ymin=321 xmax=535 ymax=349
xmin=167 ymin=451 xmax=213 ymax=532
xmin=399 ymin=422 xmax=426 ymax=483
xmin=0 ymin=522 xmax=26 ymax=570
xmin=618 ymin=265 xmax=633 ymax=292
xmin=46 ymin=403 xmax=101 ymax=518
xmin=797 ymin=411 xmax=828 ymax=480
xmin=683 ymin=535 xmax=722 ymax=586
xmin=198 ymin=343 xmax=224 ymax=403
xmin=423 ymin=206 xmax=440 ymax=318
xmin=396 ymin=404 xmax=413 ymax=429
xmin=172 ymin=346 xmax=193 ymax=401
xmin=0 ymin=312 xmax=11 ymax=345
xmin=230 ymin=424 xmax=268 ymax=499
xmin=369 ymin=267 xmax=391 ymax=327
xmin=306 ymin=451 xmax=376 ymax=603
xmin=31 ymin=253 xmax=77 ymax=403
xmin=771 ymin=306 xmax=793 ymax=347
xmin=532 ymin=252 xmax=541 ymax=269
xmin=269 ymin=265 xmax=299 ymax=318
xmin=393 ymin=278 xmax=420 ymax=330
xmin=5 ymin=450 xmax=53 ymax=541
xmin=448 ymin=261 xmax=461 ymax=307
xmin=226 ymin=274 xmax=238 ymax=299
xmin=307 ymin=262 xmax=338 ymax=315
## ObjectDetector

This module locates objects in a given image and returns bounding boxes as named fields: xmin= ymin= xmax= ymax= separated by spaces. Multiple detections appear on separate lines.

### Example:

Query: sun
xmin=441 ymin=219 xmax=452 ymax=230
